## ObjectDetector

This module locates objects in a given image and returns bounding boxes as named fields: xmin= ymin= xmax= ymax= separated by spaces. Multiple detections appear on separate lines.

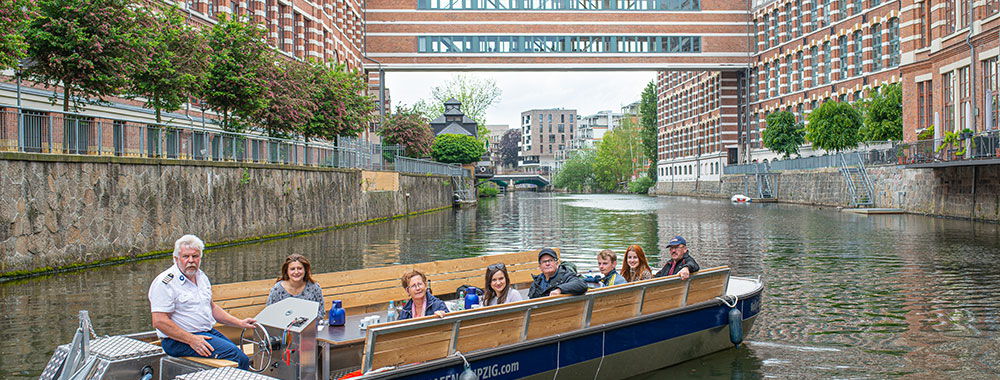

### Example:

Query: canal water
xmin=3 ymin=192 xmax=1000 ymax=378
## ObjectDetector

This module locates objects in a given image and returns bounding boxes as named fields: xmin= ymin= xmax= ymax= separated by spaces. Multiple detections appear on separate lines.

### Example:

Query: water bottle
xmin=456 ymin=289 xmax=466 ymax=310
xmin=386 ymin=300 xmax=398 ymax=322
xmin=464 ymin=286 xmax=481 ymax=309
xmin=329 ymin=300 xmax=345 ymax=326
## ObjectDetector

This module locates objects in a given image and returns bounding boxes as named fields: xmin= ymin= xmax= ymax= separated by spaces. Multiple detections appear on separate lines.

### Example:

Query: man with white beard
xmin=148 ymin=235 xmax=256 ymax=369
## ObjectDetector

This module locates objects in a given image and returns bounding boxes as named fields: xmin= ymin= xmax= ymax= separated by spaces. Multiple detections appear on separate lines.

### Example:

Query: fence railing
xmin=396 ymin=156 xmax=467 ymax=177
xmin=899 ymin=130 xmax=1000 ymax=164
xmin=0 ymin=106 xmax=464 ymax=177
xmin=724 ymin=142 xmax=899 ymax=174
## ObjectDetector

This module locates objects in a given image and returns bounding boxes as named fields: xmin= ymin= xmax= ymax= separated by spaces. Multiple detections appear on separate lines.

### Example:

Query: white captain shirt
xmin=148 ymin=264 xmax=216 ymax=339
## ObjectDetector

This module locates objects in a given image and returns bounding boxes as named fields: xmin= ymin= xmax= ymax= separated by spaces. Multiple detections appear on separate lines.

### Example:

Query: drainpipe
xmin=966 ymin=1 xmax=977 ymax=131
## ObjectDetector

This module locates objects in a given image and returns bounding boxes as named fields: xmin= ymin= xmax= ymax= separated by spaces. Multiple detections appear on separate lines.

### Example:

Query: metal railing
xmin=396 ymin=156 xmax=468 ymax=177
xmin=724 ymin=142 xmax=899 ymax=174
xmin=899 ymin=130 xmax=1000 ymax=164
xmin=0 ymin=106 xmax=465 ymax=177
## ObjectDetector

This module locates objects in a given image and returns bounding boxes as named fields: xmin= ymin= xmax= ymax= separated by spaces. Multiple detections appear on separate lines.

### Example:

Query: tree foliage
xmin=805 ymin=100 xmax=863 ymax=152
xmin=627 ymin=176 xmax=655 ymax=194
xmin=255 ymin=58 xmax=317 ymax=136
xmin=593 ymin=119 xmax=645 ymax=192
xmin=431 ymin=134 xmax=486 ymax=164
xmin=639 ymin=81 xmax=659 ymax=180
xmin=497 ymin=129 xmax=521 ymax=168
xmin=127 ymin=4 xmax=209 ymax=123
xmin=553 ymin=149 xmax=595 ymax=192
xmin=203 ymin=14 xmax=271 ymax=131
xmin=25 ymin=0 xmax=150 ymax=111
xmin=303 ymin=63 xmax=375 ymax=140
xmin=379 ymin=106 xmax=433 ymax=157
xmin=0 ymin=0 xmax=34 ymax=70
xmin=762 ymin=111 xmax=806 ymax=158
xmin=859 ymin=83 xmax=903 ymax=141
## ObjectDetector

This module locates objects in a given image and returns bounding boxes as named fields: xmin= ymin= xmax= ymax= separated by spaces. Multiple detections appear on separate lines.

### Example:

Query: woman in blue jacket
xmin=398 ymin=270 xmax=449 ymax=319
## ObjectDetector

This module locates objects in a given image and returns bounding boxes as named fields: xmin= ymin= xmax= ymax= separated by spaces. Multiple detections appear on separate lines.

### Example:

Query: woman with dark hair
xmin=398 ymin=270 xmax=448 ymax=320
xmin=620 ymin=245 xmax=653 ymax=283
xmin=482 ymin=263 xmax=524 ymax=306
xmin=266 ymin=254 xmax=325 ymax=318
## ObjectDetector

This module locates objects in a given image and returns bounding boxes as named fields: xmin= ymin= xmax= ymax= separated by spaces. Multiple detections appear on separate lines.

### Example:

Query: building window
xmin=753 ymin=21 xmax=759 ymax=52
xmin=811 ymin=45 xmax=820 ymax=86
xmin=771 ymin=10 xmax=779 ymax=47
xmin=820 ymin=0 xmax=830 ymax=27
xmin=917 ymin=81 xmax=930 ymax=130
xmin=794 ymin=0 xmax=802 ymax=38
xmin=417 ymin=35 xmax=702 ymax=53
xmin=888 ymin=18 xmax=900 ymax=67
xmin=761 ymin=15 xmax=769 ymax=50
xmin=959 ymin=66 xmax=970 ymax=130
xmin=853 ymin=30 xmax=863 ymax=76
xmin=783 ymin=3 xmax=792 ymax=42
xmin=417 ymin=0 xmax=702 ymax=10
xmin=838 ymin=35 xmax=849 ymax=79
xmin=871 ymin=24 xmax=882 ymax=71
xmin=823 ymin=41 xmax=831 ymax=84
xmin=989 ymin=0 xmax=1000 ymax=17
xmin=943 ymin=72 xmax=955 ymax=132
xmin=762 ymin=62 xmax=770 ymax=97
xmin=985 ymin=58 xmax=999 ymax=130
xmin=854 ymin=0 xmax=863 ymax=15
xmin=959 ymin=0 xmax=970 ymax=29
xmin=944 ymin=1 xmax=956 ymax=35
xmin=810 ymin=0 xmax=819 ymax=32
xmin=838 ymin=0 xmax=846 ymax=21
xmin=795 ymin=51 xmax=803 ymax=90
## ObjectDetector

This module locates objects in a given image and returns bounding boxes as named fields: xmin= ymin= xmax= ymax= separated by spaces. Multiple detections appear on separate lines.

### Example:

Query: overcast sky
xmin=385 ymin=71 xmax=657 ymax=131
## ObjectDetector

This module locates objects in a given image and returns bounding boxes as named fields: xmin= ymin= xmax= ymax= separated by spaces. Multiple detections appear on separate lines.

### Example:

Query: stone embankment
xmin=0 ymin=153 xmax=459 ymax=278
xmin=653 ymin=164 xmax=1000 ymax=222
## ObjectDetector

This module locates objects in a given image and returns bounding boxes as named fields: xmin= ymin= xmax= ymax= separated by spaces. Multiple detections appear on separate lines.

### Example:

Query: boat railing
xmin=359 ymin=266 xmax=731 ymax=373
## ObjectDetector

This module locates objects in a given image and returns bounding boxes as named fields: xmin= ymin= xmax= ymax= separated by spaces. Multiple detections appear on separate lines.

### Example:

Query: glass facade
xmin=417 ymin=35 xmax=701 ymax=53
xmin=416 ymin=0 xmax=700 ymax=10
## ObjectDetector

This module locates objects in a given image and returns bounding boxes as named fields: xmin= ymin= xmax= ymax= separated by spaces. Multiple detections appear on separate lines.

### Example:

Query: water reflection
xmin=2 ymin=192 xmax=1000 ymax=378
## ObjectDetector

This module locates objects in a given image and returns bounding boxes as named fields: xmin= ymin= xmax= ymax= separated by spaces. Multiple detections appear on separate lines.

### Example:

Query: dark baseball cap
xmin=538 ymin=248 xmax=558 ymax=261
xmin=667 ymin=236 xmax=687 ymax=247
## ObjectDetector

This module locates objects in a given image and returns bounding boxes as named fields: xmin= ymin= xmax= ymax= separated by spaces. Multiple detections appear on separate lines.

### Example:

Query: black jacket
xmin=654 ymin=252 xmax=700 ymax=278
xmin=528 ymin=263 xmax=588 ymax=298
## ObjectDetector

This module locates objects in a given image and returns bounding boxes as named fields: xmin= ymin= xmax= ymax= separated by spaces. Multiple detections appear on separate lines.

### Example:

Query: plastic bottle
xmin=329 ymin=300 xmax=345 ymax=326
xmin=456 ymin=289 xmax=466 ymax=310
xmin=386 ymin=300 xmax=398 ymax=322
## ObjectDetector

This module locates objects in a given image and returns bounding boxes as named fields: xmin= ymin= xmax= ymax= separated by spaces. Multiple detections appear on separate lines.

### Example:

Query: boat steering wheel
xmin=240 ymin=323 xmax=279 ymax=372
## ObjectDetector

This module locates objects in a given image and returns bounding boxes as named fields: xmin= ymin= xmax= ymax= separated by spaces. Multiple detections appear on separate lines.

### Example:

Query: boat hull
xmin=365 ymin=289 xmax=762 ymax=380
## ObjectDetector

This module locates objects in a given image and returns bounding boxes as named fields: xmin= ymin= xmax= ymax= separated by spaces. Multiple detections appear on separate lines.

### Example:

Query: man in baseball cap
xmin=528 ymin=248 xmax=588 ymax=298
xmin=654 ymin=236 xmax=700 ymax=280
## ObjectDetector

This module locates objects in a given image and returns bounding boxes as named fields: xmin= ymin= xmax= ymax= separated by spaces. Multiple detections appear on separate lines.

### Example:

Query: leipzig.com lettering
xmin=433 ymin=361 xmax=520 ymax=380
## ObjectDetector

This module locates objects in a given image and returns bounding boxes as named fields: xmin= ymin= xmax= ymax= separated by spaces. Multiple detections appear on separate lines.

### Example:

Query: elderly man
xmin=655 ymin=236 xmax=700 ymax=280
xmin=528 ymin=248 xmax=588 ymax=298
xmin=148 ymin=235 xmax=256 ymax=369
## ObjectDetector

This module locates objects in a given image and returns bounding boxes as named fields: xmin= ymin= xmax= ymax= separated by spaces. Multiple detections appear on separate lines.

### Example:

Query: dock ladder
xmin=451 ymin=176 xmax=475 ymax=203
xmin=743 ymin=162 xmax=775 ymax=199
xmin=838 ymin=152 xmax=875 ymax=207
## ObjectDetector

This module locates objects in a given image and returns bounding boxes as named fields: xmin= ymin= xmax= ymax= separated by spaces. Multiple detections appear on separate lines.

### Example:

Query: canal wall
xmin=653 ymin=164 xmax=1000 ymax=222
xmin=0 ymin=153 xmax=459 ymax=277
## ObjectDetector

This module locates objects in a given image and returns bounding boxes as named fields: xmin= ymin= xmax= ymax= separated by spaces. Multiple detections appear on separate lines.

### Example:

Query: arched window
xmin=838 ymin=35 xmax=849 ymax=79
xmin=872 ymin=23 xmax=883 ymax=71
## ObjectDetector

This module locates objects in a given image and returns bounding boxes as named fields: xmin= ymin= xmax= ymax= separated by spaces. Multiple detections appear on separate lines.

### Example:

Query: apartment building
xmin=519 ymin=109 xmax=577 ymax=171
xmin=573 ymin=111 xmax=624 ymax=150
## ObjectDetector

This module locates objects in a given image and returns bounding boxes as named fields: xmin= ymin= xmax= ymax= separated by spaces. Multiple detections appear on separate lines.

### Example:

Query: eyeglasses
xmin=539 ymin=258 xmax=557 ymax=265
xmin=407 ymin=282 xmax=426 ymax=290
xmin=488 ymin=263 xmax=506 ymax=270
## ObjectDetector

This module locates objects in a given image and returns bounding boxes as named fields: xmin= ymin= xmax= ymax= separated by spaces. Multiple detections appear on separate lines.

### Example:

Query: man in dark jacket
xmin=654 ymin=236 xmax=700 ymax=280
xmin=528 ymin=248 xmax=588 ymax=298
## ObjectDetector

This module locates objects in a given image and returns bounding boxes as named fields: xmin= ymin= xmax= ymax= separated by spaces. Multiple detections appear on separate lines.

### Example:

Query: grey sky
xmin=385 ymin=71 xmax=656 ymax=132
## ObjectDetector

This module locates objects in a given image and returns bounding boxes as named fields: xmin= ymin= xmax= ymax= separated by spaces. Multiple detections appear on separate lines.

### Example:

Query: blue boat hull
xmin=366 ymin=291 xmax=763 ymax=380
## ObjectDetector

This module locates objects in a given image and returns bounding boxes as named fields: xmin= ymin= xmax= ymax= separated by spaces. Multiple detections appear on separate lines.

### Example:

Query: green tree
xmin=593 ymin=119 xmax=645 ymax=192
xmin=639 ymin=81 xmax=659 ymax=180
xmin=762 ymin=111 xmax=806 ymax=158
xmin=0 ymin=0 xmax=34 ymax=70
xmin=805 ymin=100 xmax=863 ymax=152
xmin=303 ymin=62 xmax=375 ymax=140
xmin=431 ymin=134 xmax=486 ymax=164
xmin=127 ymin=5 xmax=209 ymax=123
xmin=627 ymin=176 xmax=655 ymax=194
xmin=553 ymin=148 xmax=595 ymax=192
xmin=203 ymin=14 xmax=271 ymax=131
xmin=414 ymin=74 xmax=502 ymax=140
xmin=497 ymin=129 xmax=520 ymax=168
xmin=379 ymin=106 xmax=434 ymax=157
xmin=859 ymin=83 xmax=903 ymax=141
xmin=255 ymin=58 xmax=317 ymax=136
xmin=24 ymin=0 xmax=149 ymax=111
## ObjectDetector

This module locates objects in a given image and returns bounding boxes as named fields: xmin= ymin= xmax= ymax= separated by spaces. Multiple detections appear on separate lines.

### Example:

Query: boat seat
xmin=212 ymin=249 xmax=546 ymax=336
xmin=178 ymin=357 xmax=238 ymax=368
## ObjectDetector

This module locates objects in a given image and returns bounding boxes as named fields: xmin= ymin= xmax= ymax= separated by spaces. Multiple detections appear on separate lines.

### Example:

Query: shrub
xmin=479 ymin=183 xmax=499 ymax=197
xmin=431 ymin=134 xmax=486 ymax=164
xmin=627 ymin=176 xmax=655 ymax=194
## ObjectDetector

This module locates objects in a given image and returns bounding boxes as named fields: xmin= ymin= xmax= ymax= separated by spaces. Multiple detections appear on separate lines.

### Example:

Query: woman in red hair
xmin=620 ymin=245 xmax=653 ymax=282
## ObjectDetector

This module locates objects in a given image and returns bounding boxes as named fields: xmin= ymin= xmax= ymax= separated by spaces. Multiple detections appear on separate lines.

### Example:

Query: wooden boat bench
xmin=359 ymin=266 xmax=731 ymax=372
xmin=211 ymin=249 xmax=546 ymax=339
